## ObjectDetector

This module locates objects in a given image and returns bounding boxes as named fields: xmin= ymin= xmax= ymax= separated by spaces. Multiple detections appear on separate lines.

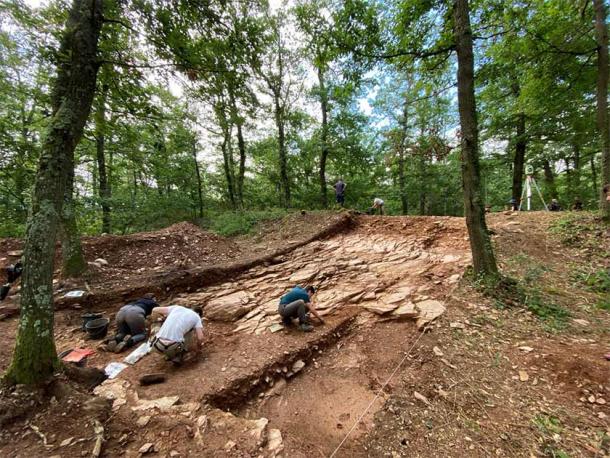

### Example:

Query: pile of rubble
xmin=94 ymin=378 xmax=284 ymax=457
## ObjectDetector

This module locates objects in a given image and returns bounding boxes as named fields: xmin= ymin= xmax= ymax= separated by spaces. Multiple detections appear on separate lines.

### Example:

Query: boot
xmin=299 ymin=323 xmax=314 ymax=332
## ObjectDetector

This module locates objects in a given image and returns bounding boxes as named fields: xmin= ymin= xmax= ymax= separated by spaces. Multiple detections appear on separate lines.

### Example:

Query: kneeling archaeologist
xmin=151 ymin=305 xmax=204 ymax=364
xmin=107 ymin=293 xmax=158 ymax=352
xmin=278 ymin=285 xmax=324 ymax=332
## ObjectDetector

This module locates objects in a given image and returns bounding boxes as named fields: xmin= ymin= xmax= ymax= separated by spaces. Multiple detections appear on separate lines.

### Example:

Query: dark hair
xmin=306 ymin=286 xmax=316 ymax=294
xmin=604 ymin=184 xmax=609 ymax=195
xmin=143 ymin=292 xmax=156 ymax=300
xmin=192 ymin=306 xmax=203 ymax=317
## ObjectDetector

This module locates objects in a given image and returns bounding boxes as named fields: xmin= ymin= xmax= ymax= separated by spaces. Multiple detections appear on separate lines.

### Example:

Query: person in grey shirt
xmin=334 ymin=178 xmax=346 ymax=207
xmin=106 ymin=293 xmax=158 ymax=353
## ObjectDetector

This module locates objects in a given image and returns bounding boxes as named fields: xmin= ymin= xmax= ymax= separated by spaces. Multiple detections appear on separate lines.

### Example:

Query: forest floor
xmin=0 ymin=210 xmax=609 ymax=457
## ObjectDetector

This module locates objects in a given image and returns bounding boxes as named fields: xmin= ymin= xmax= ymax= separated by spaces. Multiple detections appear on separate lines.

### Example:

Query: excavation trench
xmin=204 ymin=312 xmax=358 ymax=410
xmin=53 ymin=216 xmax=470 ymax=456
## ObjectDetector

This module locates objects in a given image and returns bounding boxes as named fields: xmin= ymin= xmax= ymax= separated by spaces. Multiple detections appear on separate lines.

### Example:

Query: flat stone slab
xmin=363 ymin=302 xmax=398 ymax=315
xmin=382 ymin=291 xmax=411 ymax=304
xmin=392 ymin=302 xmax=418 ymax=318
xmin=415 ymin=300 xmax=446 ymax=329
xmin=268 ymin=323 xmax=284 ymax=333
xmin=289 ymin=268 xmax=318 ymax=283
xmin=206 ymin=291 xmax=255 ymax=322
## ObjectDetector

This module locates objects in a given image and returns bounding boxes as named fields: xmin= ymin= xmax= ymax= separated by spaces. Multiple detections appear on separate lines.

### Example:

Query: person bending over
xmin=151 ymin=305 xmax=204 ymax=364
xmin=367 ymin=197 xmax=384 ymax=215
xmin=278 ymin=285 xmax=324 ymax=332
xmin=107 ymin=293 xmax=158 ymax=353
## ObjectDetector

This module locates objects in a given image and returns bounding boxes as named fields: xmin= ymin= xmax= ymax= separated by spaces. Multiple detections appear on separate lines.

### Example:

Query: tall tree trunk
xmin=589 ymin=153 xmax=599 ymax=195
xmin=594 ymin=0 xmax=610 ymax=218
xmin=235 ymin=122 xmax=246 ymax=208
xmin=398 ymin=99 xmax=409 ymax=215
xmin=60 ymin=161 xmax=87 ymax=278
xmin=564 ymin=157 xmax=572 ymax=197
xmin=398 ymin=150 xmax=408 ymax=215
xmin=542 ymin=160 xmax=558 ymax=199
xmin=274 ymin=89 xmax=290 ymax=208
xmin=5 ymin=0 xmax=103 ymax=385
xmin=454 ymin=0 xmax=498 ymax=278
xmin=418 ymin=155 xmax=427 ymax=215
xmin=228 ymin=86 xmax=246 ymax=208
xmin=573 ymin=142 xmax=581 ymax=198
xmin=512 ymin=113 xmax=526 ymax=204
xmin=95 ymin=81 xmax=111 ymax=233
xmin=192 ymin=138 xmax=204 ymax=218
xmin=220 ymin=121 xmax=236 ymax=209
xmin=318 ymin=66 xmax=330 ymax=208
xmin=15 ymin=106 xmax=36 ymax=219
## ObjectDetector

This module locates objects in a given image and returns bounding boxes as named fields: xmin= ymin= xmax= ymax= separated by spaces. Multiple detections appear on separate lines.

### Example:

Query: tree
xmin=5 ymin=0 xmax=104 ymax=385
xmin=454 ymin=0 xmax=499 ymax=278
xmin=59 ymin=157 xmax=87 ymax=278
xmin=0 ymin=7 xmax=51 ymax=236
xmin=260 ymin=13 xmax=298 ymax=208
xmin=295 ymin=0 xmax=338 ymax=207
xmin=593 ymin=0 xmax=610 ymax=219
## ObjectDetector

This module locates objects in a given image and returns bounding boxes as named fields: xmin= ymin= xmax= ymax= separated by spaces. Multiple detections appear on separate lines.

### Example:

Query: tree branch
xmin=349 ymin=44 xmax=456 ymax=60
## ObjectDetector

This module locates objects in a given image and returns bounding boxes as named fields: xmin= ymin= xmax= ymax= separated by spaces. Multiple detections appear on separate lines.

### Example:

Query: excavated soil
xmin=0 ymin=214 xmax=470 ymax=457
xmin=0 ymin=222 xmax=240 ymax=287
xmin=0 ymin=211 xmax=609 ymax=457
xmin=0 ymin=212 xmax=351 ymax=315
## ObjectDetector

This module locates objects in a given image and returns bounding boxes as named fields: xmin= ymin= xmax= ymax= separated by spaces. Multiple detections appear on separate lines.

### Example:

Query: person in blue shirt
xmin=278 ymin=285 xmax=324 ymax=332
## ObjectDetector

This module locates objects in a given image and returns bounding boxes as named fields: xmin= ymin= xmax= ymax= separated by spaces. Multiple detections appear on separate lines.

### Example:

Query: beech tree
xmin=593 ymin=0 xmax=610 ymax=219
xmin=454 ymin=0 xmax=499 ymax=277
xmin=5 ymin=0 xmax=104 ymax=384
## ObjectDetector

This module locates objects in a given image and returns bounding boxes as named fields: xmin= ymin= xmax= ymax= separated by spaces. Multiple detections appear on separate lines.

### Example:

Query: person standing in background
xmin=334 ymin=178 xmax=346 ymax=207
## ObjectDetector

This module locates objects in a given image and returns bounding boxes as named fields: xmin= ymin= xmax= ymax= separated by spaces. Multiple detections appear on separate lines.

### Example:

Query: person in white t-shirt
xmin=151 ymin=305 xmax=204 ymax=364
xmin=368 ymin=197 xmax=384 ymax=215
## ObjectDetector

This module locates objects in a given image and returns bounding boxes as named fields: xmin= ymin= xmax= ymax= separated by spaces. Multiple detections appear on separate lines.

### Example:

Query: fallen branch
xmin=91 ymin=420 xmax=104 ymax=458
xmin=29 ymin=424 xmax=51 ymax=448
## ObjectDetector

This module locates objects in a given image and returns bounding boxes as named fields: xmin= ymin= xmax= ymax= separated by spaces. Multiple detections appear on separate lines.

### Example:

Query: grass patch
xmin=465 ymin=268 xmax=569 ymax=330
xmin=572 ymin=267 xmax=610 ymax=312
xmin=532 ymin=414 xmax=570 ymax=458
xmin=206 ymin=209 xmax=289 ymax=237
xmin=524 ymin=289 xmax=569 ymax=331
xmin=574 ymin=268 xmax=610 ymax=294
xmin=549 ymin=212 xmax=609 ymax=253
xmin=597 ymin=297 xmax=610 ymax=311
xmin=533 ymin=414 xmax=563 ymax=436
xmin=465 ymin=269 xmax=525 ymax=307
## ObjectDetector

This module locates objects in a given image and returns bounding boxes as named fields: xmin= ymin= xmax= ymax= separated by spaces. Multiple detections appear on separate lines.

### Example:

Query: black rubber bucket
xmin=82 ymin=312 xmax=104 ymax=331
xmin=85 ymin=317 xmax=109 ymax=339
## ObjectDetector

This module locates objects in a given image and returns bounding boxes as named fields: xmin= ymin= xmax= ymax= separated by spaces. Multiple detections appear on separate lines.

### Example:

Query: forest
xmin=0 ymin=1 xmax=610 ymax=456
xmin=1 ymin=0 xmax=608 ymax=241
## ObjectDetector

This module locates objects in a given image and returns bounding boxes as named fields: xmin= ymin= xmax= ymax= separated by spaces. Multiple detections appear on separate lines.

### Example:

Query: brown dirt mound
xmin=81 ymin=222 xmax=241 ymax=285
xmin=0 ymin=222 xmax=242 ymax=289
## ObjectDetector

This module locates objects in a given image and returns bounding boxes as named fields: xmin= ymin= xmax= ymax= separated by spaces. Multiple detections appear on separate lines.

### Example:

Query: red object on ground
xmin=62 ymin=348 xmax=95 ymax=363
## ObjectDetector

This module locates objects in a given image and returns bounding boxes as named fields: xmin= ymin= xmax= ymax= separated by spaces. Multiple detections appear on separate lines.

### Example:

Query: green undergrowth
xmin=549 ymin=212 xmax=609 ymax=254
xmin=466 ymin=267 xmax=569 ymax=331
xmin=205 ymin=209 xmax=290 ymax=237
xmin=532 ymin=414 xmax=570 ymax=458
xmin=573 ymin=268 xmax=610 ymax=294
xmin=571 ymin=267 xmax=610 ymax=311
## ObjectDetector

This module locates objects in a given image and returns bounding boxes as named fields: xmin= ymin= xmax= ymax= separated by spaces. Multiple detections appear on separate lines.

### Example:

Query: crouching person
xmin=151 ymin=305 xmax=204 ymax=364
xmin=107 ymin=293 xmax=158 ymax=353
xmin=278 ymin=285 xmax=324 ymax=332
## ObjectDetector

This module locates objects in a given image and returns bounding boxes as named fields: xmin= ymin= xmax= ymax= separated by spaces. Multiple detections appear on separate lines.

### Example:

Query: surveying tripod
xmin=518 ymin=167 xmax=548 ymax=211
